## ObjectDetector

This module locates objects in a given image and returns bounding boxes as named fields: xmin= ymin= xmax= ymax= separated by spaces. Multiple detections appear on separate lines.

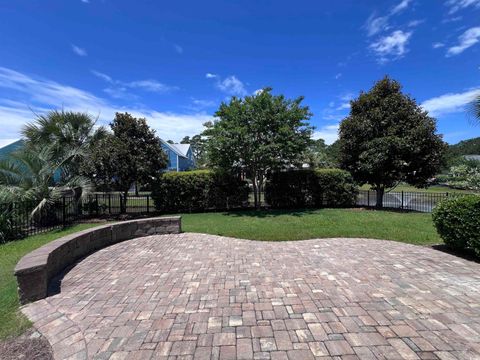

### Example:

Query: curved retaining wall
xmin=14 ymin=216 xmax=181 ymax=305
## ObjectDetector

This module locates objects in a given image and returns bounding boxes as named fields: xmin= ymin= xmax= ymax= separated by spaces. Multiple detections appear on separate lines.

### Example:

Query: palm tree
xmin=22 ymin=110 xmax=107 ymax=178
xmin=471 ymin=95 xmax=480 ymax=122
xmin=0 ymin=144 xmax=93 ymax=219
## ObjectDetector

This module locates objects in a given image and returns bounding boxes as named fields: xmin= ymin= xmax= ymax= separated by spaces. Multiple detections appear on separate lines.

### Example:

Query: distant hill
xmin=448 ymin=137 xmax=480 ymax=157
xmin=0 ymin=140 xmax=23 ymax=159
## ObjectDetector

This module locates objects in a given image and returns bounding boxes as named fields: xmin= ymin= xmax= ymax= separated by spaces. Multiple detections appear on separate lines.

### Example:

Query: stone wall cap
xmin=15 ymin=254 xmax=48 ymax=275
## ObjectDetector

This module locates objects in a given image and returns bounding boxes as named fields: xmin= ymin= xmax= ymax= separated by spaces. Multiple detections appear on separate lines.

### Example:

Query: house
xmin=0 ymin=139 xmax=23 ymax=158
xmin=160 ymin=140 xmax=195 ymax=171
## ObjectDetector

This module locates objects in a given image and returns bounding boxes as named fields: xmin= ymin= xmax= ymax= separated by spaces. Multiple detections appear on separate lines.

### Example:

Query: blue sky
xmin=0 ymin=0 xmax=479 ymax=147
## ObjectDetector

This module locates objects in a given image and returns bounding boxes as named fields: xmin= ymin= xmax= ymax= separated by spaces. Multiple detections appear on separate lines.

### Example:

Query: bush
xmin=151 ymin=170 xmax=249 ymax=212
xmin=265 ymin=169 xmax=357 ymax=208
xmin=432 ymin=195 xmax=480 ymax=256
xmin=0 ymin=206 xmax=24 ymax=243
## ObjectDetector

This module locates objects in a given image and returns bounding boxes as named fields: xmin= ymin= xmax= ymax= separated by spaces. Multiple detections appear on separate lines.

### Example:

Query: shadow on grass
xmin=224 ymin=208 xmax=321 ymax=218
xmin=431 ymin=244 xmax=480 ymax=264
xmin=222 ymin=207 xmax=420 ymax=219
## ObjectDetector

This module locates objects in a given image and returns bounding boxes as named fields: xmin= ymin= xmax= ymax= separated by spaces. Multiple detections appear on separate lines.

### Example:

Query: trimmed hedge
xmin=432 ymin=195 xmax=480 ymax=256
xmin=151 ymin=170 xmax=249 ymax=212
xmin=265 ymin=169 xmax=358 ymax=208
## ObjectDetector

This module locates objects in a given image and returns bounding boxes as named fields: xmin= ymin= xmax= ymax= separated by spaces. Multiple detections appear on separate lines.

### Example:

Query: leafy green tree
xmin=81 ymin=113 xmax=167 ymax=210
xmin=325 ymin=140 xmax=341 ymax=167
xmin=445 ymin=158 xmax=480 ymax=191
xmin=22 ymin=110 xmax=106 ymax=178
xmin=339 ymin=77 xmax=447 ymax=207
xmin=180 ymin=132 xmax=208 ymax=167
xmin=203 ymin=88 xmax=314 ymax=208
xmin=303 ymin=138 xmax=332 ymax=168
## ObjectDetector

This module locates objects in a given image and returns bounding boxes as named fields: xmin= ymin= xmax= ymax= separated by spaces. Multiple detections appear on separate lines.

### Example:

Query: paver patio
xmin=21 ymin=233 xmax=480 ymax=360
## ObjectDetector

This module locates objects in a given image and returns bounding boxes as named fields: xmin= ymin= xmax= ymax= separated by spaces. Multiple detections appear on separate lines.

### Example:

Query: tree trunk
xmin=134 ymin=182 xmax=139 ymax=196
xmin=252 ymin=178 xmax=259 ymax=209
xmin=375 ymin=186 xmax=384 ymax=208
xmin=121 ymin=190 xmax=129 ymax=214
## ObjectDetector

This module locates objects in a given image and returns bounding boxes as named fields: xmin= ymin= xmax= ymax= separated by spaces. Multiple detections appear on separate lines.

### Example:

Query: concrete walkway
xmin=22 ymin=233 xmax=480 ymax=359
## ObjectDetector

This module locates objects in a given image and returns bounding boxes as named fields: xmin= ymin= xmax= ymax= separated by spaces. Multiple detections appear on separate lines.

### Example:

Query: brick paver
xmin=21 ymin=233 xmax=480 ymax=359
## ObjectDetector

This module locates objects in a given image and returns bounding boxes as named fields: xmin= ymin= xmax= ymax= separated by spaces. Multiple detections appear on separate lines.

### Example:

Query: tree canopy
xmin=22 ymin=110 xmax=106 ymax=177
xmin=203 ymin=88 xmax=314 ymax=207
xmin=338 ymin=77 xmax=447 ymax=207
xmin=81 ymin=112 xmax=167 ymax=204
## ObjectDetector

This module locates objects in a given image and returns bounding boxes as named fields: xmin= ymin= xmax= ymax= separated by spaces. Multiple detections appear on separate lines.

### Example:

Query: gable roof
xmin=0 ymin=139 xmax=24 ymax=158
xmin=160 ymin=139 xmax=191 ymax=158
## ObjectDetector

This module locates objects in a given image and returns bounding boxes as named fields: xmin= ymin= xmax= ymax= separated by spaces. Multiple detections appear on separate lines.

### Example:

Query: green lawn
xmin=0 ymin=209 xmax=441 ymax=340
xmin=182 ymin=208 xmax=441 ymax=245
xmin=0 ymin=223 xmax=102 ymax=340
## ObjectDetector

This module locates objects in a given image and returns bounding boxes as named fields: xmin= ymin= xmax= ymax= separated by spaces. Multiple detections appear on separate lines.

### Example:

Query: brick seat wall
xmin=14 ymin=216 xmax=181 ymax=304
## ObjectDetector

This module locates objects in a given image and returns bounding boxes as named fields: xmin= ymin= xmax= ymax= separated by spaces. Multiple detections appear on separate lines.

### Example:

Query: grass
xmin=182 ymin=208 xmax=441 ymax=245
xmin=0 ymin=223 xmax=102 ymax=340
xmin=0 ymin=209 xmax=441 ymax=340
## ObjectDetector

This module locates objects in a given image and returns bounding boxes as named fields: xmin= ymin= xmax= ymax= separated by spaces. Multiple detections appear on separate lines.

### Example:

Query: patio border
xmin=14 ymin=216 xmax=181 ymax=305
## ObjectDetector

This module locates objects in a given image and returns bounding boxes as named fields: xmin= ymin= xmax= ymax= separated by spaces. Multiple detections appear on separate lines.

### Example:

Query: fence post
xmin=146 ymin=195 xmax=150 ymax=213
xmin=95 ymin=194 xmax=99 ymax=216
xmin=401 ymin=191 xmax=404 ymax=210
xmin=62 ymin=197 xmax=66 ymax=225
xmin=108 ymin=193 xmax=111 ymax=214
xmin=367 ymin=190 xmax=370 ymax=207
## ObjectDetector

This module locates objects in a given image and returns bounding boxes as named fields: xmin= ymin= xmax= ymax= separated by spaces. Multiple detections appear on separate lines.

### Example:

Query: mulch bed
xmin=0 ymin=329 xmax=53 ymax=360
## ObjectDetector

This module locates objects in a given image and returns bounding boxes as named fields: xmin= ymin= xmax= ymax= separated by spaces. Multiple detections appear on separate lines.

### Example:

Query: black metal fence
xmin=0 ymin=190 xmax=463 ymax=242
xmin=356 ymin=190 xmax=454 ymax=213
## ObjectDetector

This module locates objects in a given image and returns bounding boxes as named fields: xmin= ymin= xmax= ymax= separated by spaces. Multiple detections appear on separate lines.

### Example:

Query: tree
xmin=180 ymin=132 xmax=208 ymax=167
xmin=0 ymin=145 xmax=92 ymax=217
xmin=303 ymin=138 xmax=333 ymax=168
xmin=338 ymin=77 xmax=447 ymax=207
xmin=22 ymin=110 xmax=106 ymax=178
xmin=81 ymin=113 xmax=167 ymax=210
xmin=203 ymin=88 xmax=314 ymax=208
xmin=470 ymin=95 xmax=480 ymax=122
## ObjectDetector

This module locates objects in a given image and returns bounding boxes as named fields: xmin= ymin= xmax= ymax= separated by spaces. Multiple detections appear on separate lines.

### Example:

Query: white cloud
xmin=174 ymin=44 xmax=183 ymax=54
xmin=71 ymin=44 xmax=87 ymax=57
xmin=407 ymin=19 xmax=424 ymax=27
xmin=370 ymin=30 xmax=412 ymax=62
xmin=0 ymin=67 xmax=212 ymax=144
xmin=391 ymin=0 xmax=413 ymax=15
xmin=91 ymin=70 xmax=113 ymax=83
xmin=335 ymin=73 xmax=342 ymax=80
xmin=127 ymin=79 xmax=173 ymax=93
xmin=421 ymin=88 xmax=480 ymax=117
xmin=253 ymin=89 xmax=264 ymax=95
xmin=446 ymin=0 xmax=480 ymax=13
xmin=81 ymin=0 xmax=89 ymax=3
xmin=91 ymin=69 xmax=176 ymax=97
xmin=205 ymin=73 xmax=217 ymax=79
xmin=433 ymin=42 xmax=445 ymax=49
xmin=365 ymin=15 xmax=390 ymax=37
xmin=216 ymin=75 xmax=247 ymax=96
xmin=446 ymin=27 xmax=480 ymax=56
xmin=313 ymin=124 xmax=339 ymax=145
xmin=364 ymin=0 xmax=413 ymax=37
xmin=187 ymin=98 xmax=216 ymax=111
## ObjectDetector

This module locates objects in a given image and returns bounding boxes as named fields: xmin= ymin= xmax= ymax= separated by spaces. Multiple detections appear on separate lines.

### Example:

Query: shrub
xmin=151 ymin=170 xmax=249 ymax=212
xmin=432 ymin=195 xmax=480 ymax=255
xmin=265 ymin=169 xmax=357 ymax=208
xmin=0 ymin=206 xmax=24 ymax=243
